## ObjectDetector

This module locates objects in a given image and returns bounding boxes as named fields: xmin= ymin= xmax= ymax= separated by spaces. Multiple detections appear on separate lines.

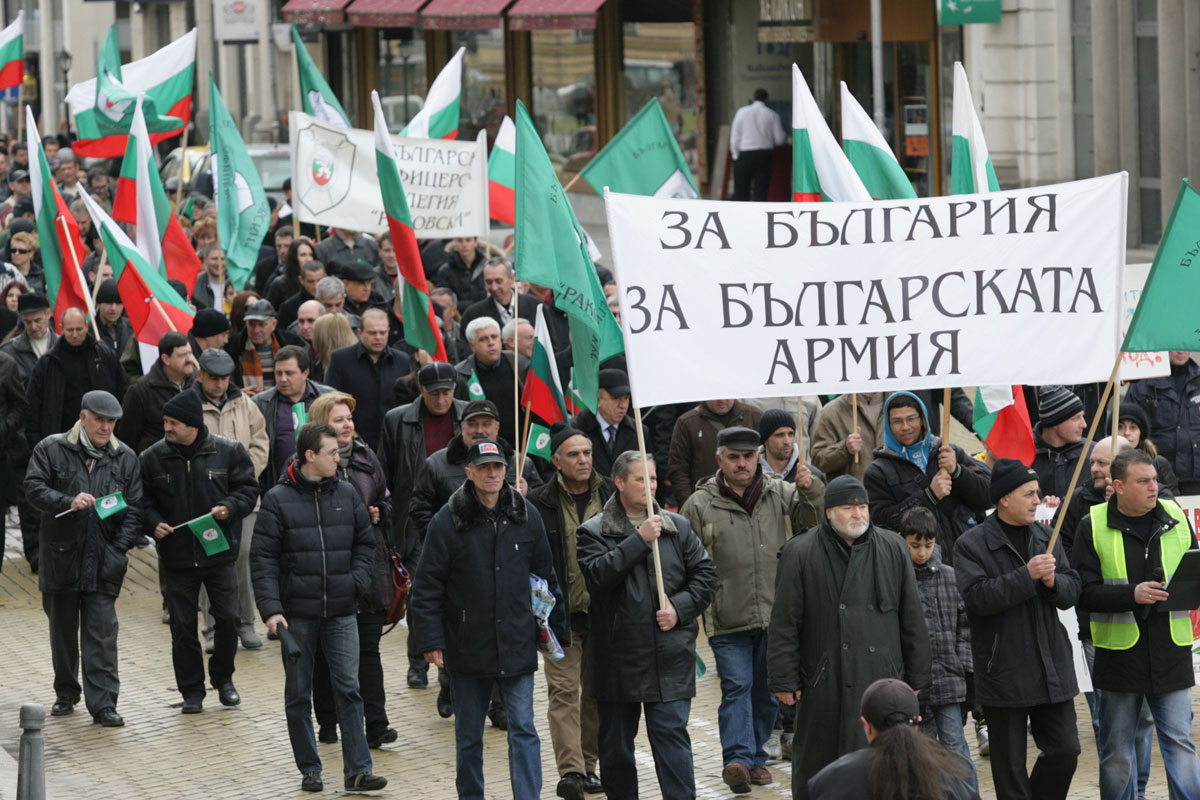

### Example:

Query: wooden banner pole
xmin=851 ymin=393 xmax=860 ymax=464
xmin=633 ymin=406 xmax=667 ymax=609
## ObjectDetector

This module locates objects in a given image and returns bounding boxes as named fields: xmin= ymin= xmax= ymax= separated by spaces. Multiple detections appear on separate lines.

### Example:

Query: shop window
xmin=530 ymin=30 xmax=596 ymax=174
xmin=448 ymin=29 xmax=506 ymax=144
xmin=622 ymin=21 xmax=700 ymax=187
xmin=377 ymin=32 xmax=427 ymax=132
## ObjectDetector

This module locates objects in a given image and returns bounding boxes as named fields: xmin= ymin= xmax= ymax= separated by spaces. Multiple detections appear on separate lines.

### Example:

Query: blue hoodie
xmin=882 ymin=391 xmax=932 ymax=471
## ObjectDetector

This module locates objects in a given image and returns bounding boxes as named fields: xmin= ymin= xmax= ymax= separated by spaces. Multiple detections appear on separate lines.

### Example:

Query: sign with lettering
xmin=1120 ymin=263 xmax=1169 ymax=380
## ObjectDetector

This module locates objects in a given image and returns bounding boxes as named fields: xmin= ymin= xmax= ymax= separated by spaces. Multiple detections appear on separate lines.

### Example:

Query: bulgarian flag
xmin=839 ymin=82 xmax=916 ymax=200
xmin=401 ymin=46 xmax=465 ymax=140
xmin=66 ymin=28 xmax=195 ymax=158
xmin=488 ymin=115 xmax=516 ymax=225
xmin=974 ymin=385 xmax=1035 ymax=464
xmin=520 ymin=305 xmax=569 ymax=426
xmin=26 ymin=107 xmax=94 ymax=333
xmin=791 ymin=64 xmax=870 ymax=203
xmin=0 ymin=11 xmax=24 ymax=92
xmin=78 ymin=186 xmax=194 ymax=371
xmin=951 ymin=62 xmax=1000 ymax=194
xmin=292 ymin=24 xmax=349 ymax=127
xmin=371 ymin=90 xmax=448 ymax=362
xmin=112 ymin=94 xmax=203 ymax=288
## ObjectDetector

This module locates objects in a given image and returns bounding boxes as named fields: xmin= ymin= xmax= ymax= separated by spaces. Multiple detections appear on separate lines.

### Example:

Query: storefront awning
xmin=346 ymin=0 xmax=429 ymax=27
xmin=506 ymin=0 xmax=607 ymax=30
xmin=282 ymin=0 xmax=352 ymax=25
xmin=421 ymin=0 xmax=514 ymax=30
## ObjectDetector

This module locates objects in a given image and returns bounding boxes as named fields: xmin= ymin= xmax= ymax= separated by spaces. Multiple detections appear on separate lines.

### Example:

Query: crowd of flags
xmin=6 ymin=11 xmax=1194 ymax=468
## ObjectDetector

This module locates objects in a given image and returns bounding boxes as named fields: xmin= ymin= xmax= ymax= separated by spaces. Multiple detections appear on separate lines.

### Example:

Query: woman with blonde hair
xmin=311 ymin=312 xmax=356 ymax=382
xmin=305 ymin=391 xmax=397 ymax=749
xmin=7 ymin=231 xmax=42 ymax=294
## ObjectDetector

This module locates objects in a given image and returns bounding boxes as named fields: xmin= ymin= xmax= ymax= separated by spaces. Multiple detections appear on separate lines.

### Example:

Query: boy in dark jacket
xmin=900 ymin=506 xmax=978 ymax=792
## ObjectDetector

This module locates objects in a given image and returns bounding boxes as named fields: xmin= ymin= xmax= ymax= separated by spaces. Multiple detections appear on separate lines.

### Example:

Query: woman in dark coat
xmin=306 ymin=391 xmax=396 ymax=748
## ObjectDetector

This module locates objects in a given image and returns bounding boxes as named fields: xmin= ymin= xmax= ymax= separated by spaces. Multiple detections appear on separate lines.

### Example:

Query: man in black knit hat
xmin=1032 ymin=385 xmax=1091 ymax=504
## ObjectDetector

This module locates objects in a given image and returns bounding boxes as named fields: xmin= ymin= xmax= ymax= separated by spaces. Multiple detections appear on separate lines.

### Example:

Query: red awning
xmin=506 ymin=0 xmax=607 ymax=30
xmin=346 ymin=0 xmax=429 ymax=27
xmin=282 ymin=0 xmax=352 ymax=24
xmin=421 ymin=0 xmax=513 ymax=30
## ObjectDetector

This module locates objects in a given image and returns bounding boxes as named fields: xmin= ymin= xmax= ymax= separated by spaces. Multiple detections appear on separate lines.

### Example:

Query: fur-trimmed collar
xmin=598 ymin=492 xmax=677 ymax=536
xmin=448 ymin=479 xmax=527 ymax=531
xmin=65 ymin=420 xmax=121 ymax=452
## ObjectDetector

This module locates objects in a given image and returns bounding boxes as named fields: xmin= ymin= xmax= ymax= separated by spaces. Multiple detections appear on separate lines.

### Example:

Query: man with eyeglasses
xmin=458 ymin=259 xmax=539 ymax=334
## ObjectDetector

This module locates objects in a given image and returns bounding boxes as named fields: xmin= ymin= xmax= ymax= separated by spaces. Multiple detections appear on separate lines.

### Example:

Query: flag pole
xmin=1111 ymin=370 xmax=1122 ymax=450
xmin=633 ymin=405 xmax=667 ymax=609
xmin=58 ymin=215 xmax=100 ymax=339
xmin=512 ymin=290 xmax=520 ymax=486
xmin=516 ymin=401 xmax=532 ymax=481
xmin=1045 ymin=354 xmax=1122 ymax=555
xmin=795 ymin=397 xmax=804 ymax=461
xmin=851 ymin=393 xmax=859 ymax=464
xmin=15 ymin=83 xmax=23 ymax=141
xmin=89 ymin=246 xmax=109 ymax=310
xmin=940 ymin=387 xmax=953 ymax=471
xmin=173 ymin=124 xmax=190 ymax=209
xmin=172 ymin=512 xmax=212 ymax=531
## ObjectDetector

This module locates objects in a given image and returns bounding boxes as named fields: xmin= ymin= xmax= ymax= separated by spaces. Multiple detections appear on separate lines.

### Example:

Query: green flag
xmin=1123 ymin=180 xmax=1200 ymax=352
xmin=292 ymin=24 xmax=350 ymax=127
xmin=95 ymin=491 xmax=127 ymax=519
xmin=92 ymin=24 xmax=182 ymax=138
xmin=579 ymin=98 xmax=698 ymax=199
xmin=526 ymin=421 xmax=552 ymax=462
xmin=291 ymin=401 xmax=309 ymax=438
xmin=514 ymin=100 xmax=623 ymax=412
xmin=209 ymin=74 xmax=269 ymax=291
xmin=187 ymin=514 xmax=230 ymax=556
xmin=466 ymin=369 xmax=485 ymax=400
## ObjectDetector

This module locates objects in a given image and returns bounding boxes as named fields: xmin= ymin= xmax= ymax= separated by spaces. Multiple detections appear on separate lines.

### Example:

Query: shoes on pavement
xmin=487 ymin=701 xmax=508 ymax=730
xmin=345 ymin=773 xmax=388 ymax=791
xmin=238 ymin=626 xmax=263 ymax=650
xmin=749 ymin=764 xmax=772 ymax=785
xmin=781 ymin=731 xmax=794 ymax=761
xmin=764 ymin=730 xmax=782 ymax=762
xmin=367 ymin=728 xmax=398 ymax=749
xmin=181 ymin=697 xmax=203 ymax=714
xmin=300 ymin=771 xmax=323 ymax=792
xmin=407 ymin=665 xmax=429 ymax=688
xmin=50 ymin=698 xmax=75 ymax=717
xmin=722 ymin=762 xmax=751 ymax=794
xmin=318 ymin=724 xmax=338 ymax=743
xmin=136 ymin=535 xmax=153 ymax=549
xmin=436 ymin=686 xmax=453 ymax=718
xmin=583 ymin=772 xmax=603 ymax=794
xmin=92 ymin=708 xmax=124 ymax=727
xmin=556 ymin=772 xmax=585 ymax=800
xmin=216 ymin=683 xmax=240 ymax=707
xmin=975 ymin=721 xmax=990 ymax=757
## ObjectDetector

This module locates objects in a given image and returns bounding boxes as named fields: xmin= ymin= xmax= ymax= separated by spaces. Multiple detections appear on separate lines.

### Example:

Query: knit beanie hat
xmin=162 ymin=390 xmax=204 ymax=430
xmin=1117 ymin=402 xmax=1151 ymax=442
xmin=549 ymin=421 xmax=587 ymax=456
xmin=1037 ymin=385 xmax=1084 ymax=429
xmin=757 ymin=408 xmax=796 ymax=443
xmin=989 ymin=458 xmax=1040 ymax=503
xmin=825 ymin=475 xmax=869 ymax=508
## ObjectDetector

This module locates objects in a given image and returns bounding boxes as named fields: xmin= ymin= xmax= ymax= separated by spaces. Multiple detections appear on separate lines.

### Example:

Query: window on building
xmin=622 ymin=21 xmax=700 ymax=188
xmin=448 ymin=29 xmax=506 ymax=144
xmin=1135 ymin=0 xmax=1160 ymax=244
xmin=377 ymin=32 xmax=427 ymax=132
xmin=530 ymin=29 xmax=595 ymax=175
xmin=1070 ymin=0 xmax=1094 ymax=179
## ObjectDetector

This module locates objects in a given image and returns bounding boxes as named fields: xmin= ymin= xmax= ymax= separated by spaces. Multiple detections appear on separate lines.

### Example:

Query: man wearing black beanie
xmin=1032 ymin=385 xmax=1091 ymax=504
xmin=954 ymin=458 xmax=1082 ymax=799
xmin=138 ymin=389 xmax=260 ymax=713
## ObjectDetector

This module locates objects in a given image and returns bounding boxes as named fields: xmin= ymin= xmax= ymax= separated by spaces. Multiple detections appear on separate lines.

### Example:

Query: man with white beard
xmin=767 ymin=475 xmax=931 ymax=796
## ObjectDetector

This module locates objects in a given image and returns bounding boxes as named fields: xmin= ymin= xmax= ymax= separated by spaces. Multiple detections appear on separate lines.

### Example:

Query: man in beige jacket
xmin=810 ymin=392 xmax=886 ymax=481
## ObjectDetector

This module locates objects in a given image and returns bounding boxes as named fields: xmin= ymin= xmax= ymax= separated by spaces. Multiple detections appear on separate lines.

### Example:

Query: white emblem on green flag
xmin=292 ymin=402 xmax=308 ymax=438
xmin=95 ymin=492 xmax=127 ymax=520
xmin=526 ymin=421 xmax=552 ymax=462
xmin=210 ymin=73 xmax=269 ymax=290
xmin=187 ymin=513 xmax=230 ymax=556
xmin=467 ymin=370 xmax=485 ymax=399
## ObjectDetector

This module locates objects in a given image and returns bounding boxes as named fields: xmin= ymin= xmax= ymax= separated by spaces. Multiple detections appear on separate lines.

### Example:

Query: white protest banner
xmin=1121 ymin=262 xmax=1170 ymax=380
xmin=289 ymin=111 xmax=487 ymax=237
xmin=605 ymin=174 xmax=1128 ymax=407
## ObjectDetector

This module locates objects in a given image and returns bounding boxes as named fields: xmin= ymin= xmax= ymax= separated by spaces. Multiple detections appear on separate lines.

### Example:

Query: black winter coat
xmin=432 ymin=248 xmax=488 ymax=307
xmin=954 ymin=515 xmax=1080 ymax=708
xmin=808 ymin=746 xmax=978 ymax=800
xmin=322 ymin=342 xmax=411 ymax=451
xmin=1075 ymin=499 xmax=1197 ymax=694
xmin=335 ymin=438 xmax=394 ymax=612
xmin=0 ymin=348 xmax=28 ymax=455
xmin=457 ymin=292 xmax=540 ymax=336
xmin=529 ymin=471 xmax=613 ymax=623
xmin=376 ymin=398 xmax=466 ymax=559
xmin=577 ymin=496 xmax=716 ymax=703
xmin=411 ymin=481 xmax=565 ymax=677
xmin=251 ymin=463 xmax=375 ymax=621
xmin=863 ymin=438 xmax=991 ymax=566
xmin=0 ymin=328 xmax=58 ymax=383
xmin=139 ymin=428 xmax=259 ymax=570
xmin=1125 ymin=361 xmax=1200 ymax=492
xmin=1031 ymin=425 xmax=1093 ymax=501
xmin=26 ymin=334 xmax=129 ymax=446
xmin=119 ymin=361 xmax=196 ymax=454
xmin=570 ymin=408 xmax=648 ymax=479
xmin=24 ymin=423 xmax=143 ymax=595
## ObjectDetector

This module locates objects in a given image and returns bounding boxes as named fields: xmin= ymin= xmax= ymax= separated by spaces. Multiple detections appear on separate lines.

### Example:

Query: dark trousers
xmin=983 ymin=700 xmax=1080 ymax=800
xmin=163 ymin=562 xmax=239 ymax=699
xmin=733 ymin=149 xmax=773 ymax=201
xmin=43 ymin=590 xmax=119 ymax=715
xmin=314 ymin=610 xmax=389 ymax=738
xmin=597 ymin=698 xmax=695 ymax=800
xmin=17 ymin=481 xmax=39 ymax=565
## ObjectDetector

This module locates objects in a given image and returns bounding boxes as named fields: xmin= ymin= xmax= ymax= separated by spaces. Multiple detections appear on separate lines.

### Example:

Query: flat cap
xmin=17 ymin=292 xmax=49 ymax=314
xmin=463 ymin=399 xmax=500 ymax=421
xmin=198 ymin=347 xmax=235 ymax=377
xmin=717 ymin=426 xmax=760 ymax=451
xmin=419 ymin=361 xmax=457 ymax=391
xmin=341 ymin=260 xmax=376 ymax=283
xmin=81 ymin=390 xmax=123 ymax=420
xmin=243 ymin=299 xmax=277 ymax=321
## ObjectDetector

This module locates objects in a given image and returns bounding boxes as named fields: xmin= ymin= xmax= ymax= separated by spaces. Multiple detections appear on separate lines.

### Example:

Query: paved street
xmin=0 ymin=522 xmax=1182 ymax=799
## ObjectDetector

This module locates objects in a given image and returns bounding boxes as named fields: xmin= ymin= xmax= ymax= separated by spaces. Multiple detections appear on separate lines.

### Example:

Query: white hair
xmin=465 ymin=316 xmax=500 ymax=344
xmin=315 ymin=276 xmax=345 ymax=302
xmin=501 ymin=317 xmax=533 ymax=342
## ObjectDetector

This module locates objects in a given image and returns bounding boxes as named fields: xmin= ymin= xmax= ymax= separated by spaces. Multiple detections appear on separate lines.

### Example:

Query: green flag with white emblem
xmin=209 ymin=73 xmax=269 ymax=290
xmin=187 ymin=514 xmax=230 ymax=556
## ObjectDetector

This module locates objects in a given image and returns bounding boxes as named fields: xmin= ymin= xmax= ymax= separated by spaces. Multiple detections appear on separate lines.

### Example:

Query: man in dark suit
xmin=570 ymin=369 xmax=647 ymax=479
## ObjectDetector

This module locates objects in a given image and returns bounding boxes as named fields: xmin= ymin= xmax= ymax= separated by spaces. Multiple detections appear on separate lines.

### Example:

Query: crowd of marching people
xmin=4 ymin=127 xmax=1200 ymax=800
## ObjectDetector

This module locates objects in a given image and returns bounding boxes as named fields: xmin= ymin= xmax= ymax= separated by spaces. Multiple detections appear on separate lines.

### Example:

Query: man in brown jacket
xmin=810 ymin=392 xmax=886 ymax=481
xmin=668 ymin=399 xmax=763 ymax=507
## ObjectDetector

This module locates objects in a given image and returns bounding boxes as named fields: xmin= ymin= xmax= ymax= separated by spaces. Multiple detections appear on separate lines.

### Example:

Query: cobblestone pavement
xmin=0 ymin=522 xmax=1180 ymax=800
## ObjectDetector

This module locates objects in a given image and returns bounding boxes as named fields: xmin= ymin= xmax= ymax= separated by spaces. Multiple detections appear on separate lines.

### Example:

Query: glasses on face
xmin=890 ymin=415 xmax=921 ymax=427
xmin=10 ymin=248 xmax=30 ymax=255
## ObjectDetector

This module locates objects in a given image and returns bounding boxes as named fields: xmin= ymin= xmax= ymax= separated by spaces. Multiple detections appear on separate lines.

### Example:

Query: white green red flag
xmin=0 ymin=11 xmax=24 ymax=92
xmin=951 ymin=62 xmax=1000 ymax=194
xmin=78 ymin=186 xmax=193 ymax=370
xmin=488 ymin=115 xmax=516 ymax=225
xmin=112 ymin=94 xmax=202 ymax=288
xmin=973 ymin=385 xmax=1035 ymax=464
xmin=579 ymin=97 xmax=699 ymax=199
xmin=292 ymin=24 xmax=349 ymax=127
xmin=401 ymin=46 xmax=465 ymax=140
xmin=371 ymin=90 xmax=448 ymax=362
xmin=66 ymin=28 xmax=195 ymax=158
xmin=210 ymin=74 xmax=269 ymax=290
xmin=520 ymin=305 xmax=568 ymax=426
xmin=26 ymin=107 xmax=94 ymax=333
xmin=839 ymin=82 xmax=916 ymax=201
xmin=791 ymin=64 xmax=870 ymax=203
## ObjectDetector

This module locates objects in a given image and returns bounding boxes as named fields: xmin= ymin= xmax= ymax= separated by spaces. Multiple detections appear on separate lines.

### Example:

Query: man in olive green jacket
xmin=679 ymin=427 xmax=824 ymax=794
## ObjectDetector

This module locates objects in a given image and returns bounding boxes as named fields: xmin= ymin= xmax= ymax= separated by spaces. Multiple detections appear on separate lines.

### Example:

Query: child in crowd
xmin=900 ymin=506 xmax=979 ymax=792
